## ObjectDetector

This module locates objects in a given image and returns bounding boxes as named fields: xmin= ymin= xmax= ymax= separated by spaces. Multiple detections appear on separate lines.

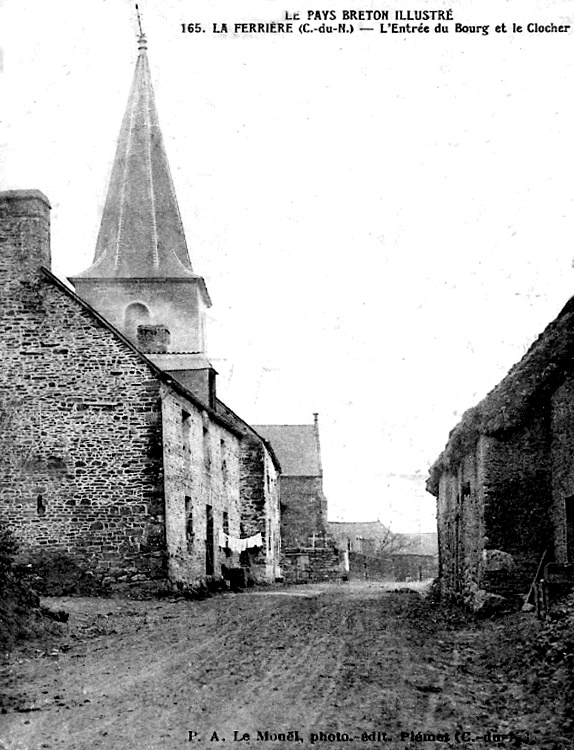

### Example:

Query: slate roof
xmin=214 ymin=400 xmax=282 ymax=473
xmin=77 ymin=34 xmax=195 ymax=280
xmin=253 ymin=424 xmax=322 ymax=476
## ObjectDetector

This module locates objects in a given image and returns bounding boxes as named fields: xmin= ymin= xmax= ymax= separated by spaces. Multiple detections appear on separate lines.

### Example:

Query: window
xmin=220 ymin=438 xmax=227 ymax=479
xmin=205 ymin=504 xmax=214 ymax=575
xmin=185 ymin=496 xmax=193 ymax=547
xmin=223 ymin=511 xmax=229 ymax=535
xmin=181 ymin=410 xmax=191 ymax=452
xmin=203 ymin=424 xmax=211 ymax=469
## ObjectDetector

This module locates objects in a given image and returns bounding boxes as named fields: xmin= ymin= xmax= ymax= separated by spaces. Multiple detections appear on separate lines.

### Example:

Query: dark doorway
xmin=566 ymin=496 xmax=574 ymax=562
xmin=205 ymin=504 xmax=214 ymax=575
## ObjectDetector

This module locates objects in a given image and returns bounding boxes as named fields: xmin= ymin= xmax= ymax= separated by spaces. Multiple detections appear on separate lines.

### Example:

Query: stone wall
xmin=551 ymin=376 xmax=574 ymax=563
xmin=281 ymin=545 xmax=342 ymax=582
xmin=0 ymin=192 xmax=166 ymax=586
xmin=436 ymin=410 xmax=553 ymax=604
xmin=71 ymin=276 xmax=209 ymax=354
xmin=482 ymin=413 xmax=552 ymax=597
xmin=280 ymin=476 xmax=327 ymax=547
xmin=436 ymin=446 xmax=484 ymax=601
xmin=162 ymin=386 xmax=241 ymax=584
xmin=347 ymin=552 xmax=438 ymax=582
xmin=239 ymin=435 xmax=281 ymax=582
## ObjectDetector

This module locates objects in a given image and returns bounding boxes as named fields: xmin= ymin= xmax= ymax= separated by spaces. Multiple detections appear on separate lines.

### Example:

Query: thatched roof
xmin=427 ymin=295 xmax=574 ymax=495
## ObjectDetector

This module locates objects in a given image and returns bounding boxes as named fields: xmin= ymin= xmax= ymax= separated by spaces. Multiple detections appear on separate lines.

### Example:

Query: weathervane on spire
xmin=136 ymin=4 xmax=147 ymax=50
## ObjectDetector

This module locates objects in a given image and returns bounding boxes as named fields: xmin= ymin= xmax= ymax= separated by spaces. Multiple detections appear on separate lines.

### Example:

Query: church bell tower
xmin=70 ymin=25 xmax=216 ymax=406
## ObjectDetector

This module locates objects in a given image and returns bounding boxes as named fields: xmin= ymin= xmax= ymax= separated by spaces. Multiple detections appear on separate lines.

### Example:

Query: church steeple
xmin=71 ymin=23 xmax=212 ymax=364
xmin=77 ymin=26 xmax=195 ymax=280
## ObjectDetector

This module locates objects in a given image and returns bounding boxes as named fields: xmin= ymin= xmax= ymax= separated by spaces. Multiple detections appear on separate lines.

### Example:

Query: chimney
xmin=0 ymin=190 xmax=51 ymax=281
xmin=137 ymin=324 xmax=171 ymax=353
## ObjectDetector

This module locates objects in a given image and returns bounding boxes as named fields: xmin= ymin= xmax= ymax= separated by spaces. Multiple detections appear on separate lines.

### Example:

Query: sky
xmin=1 ymin=0 xmax=573 ymax=532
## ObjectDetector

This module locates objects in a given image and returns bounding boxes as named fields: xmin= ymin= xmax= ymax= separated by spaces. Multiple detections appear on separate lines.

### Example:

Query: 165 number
xmin=181 ymin=23 xmax=204 ymax=33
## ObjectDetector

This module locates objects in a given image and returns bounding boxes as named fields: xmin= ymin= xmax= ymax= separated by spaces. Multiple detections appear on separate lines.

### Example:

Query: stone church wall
xmin=280 ymin=476 xmax=326 ymax=547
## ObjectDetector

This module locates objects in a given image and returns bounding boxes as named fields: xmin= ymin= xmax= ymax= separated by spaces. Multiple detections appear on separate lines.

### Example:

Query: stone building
xmin=255 ymin=415 xmax=327 ymax=547
xmin=217 ymin=402 xmax=282 ymax=583
xmin=427 ymin=295 xmax=574 ymax=607
xmin=255 ymin=416 xmax=342 ymax=581
xmin=328 ymin=520 xmax=392 ymax=556
xmin=0 ymin=190 xmax=244 ymax=590
xmin=0 ymin=31 xmax=282 ymax=590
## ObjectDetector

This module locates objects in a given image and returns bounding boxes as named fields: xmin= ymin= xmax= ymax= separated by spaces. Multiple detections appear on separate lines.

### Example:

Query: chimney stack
xmin=137 ymin=324 xmax=171 ymax=353
xmin=0 ymin=190 xmax=51 ymax=281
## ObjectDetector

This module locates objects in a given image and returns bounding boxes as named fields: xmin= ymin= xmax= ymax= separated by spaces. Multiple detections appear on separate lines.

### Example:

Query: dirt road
xmin=0 ymin=582 xmax=551 ymax=750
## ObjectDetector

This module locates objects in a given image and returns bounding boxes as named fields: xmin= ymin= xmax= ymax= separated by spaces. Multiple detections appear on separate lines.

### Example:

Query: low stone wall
xmin=281 ymin=545 xmax=342 ymax=582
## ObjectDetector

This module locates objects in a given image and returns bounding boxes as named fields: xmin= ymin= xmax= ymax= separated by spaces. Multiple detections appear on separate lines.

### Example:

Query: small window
xmin=223 ymin=511 xmax=229 ymax=535
xmin=185 ymin=497 xmax=193 ymax=546
xmin=203 ymin=425 xmax=211 ymax=469
xmin=220 ymin=438 xmax=227 ymax=478
xmin=37 ymin=494 xmax=46 ymax=516
xmin=182 ymin=410 xmax=191 ymax=452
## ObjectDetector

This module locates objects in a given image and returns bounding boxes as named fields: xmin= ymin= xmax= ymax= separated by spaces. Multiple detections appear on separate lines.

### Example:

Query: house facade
xmin=427 ymin=296 xmax=574 ymax=607
xmin=0 ymin=190 xmax=244 ymax=591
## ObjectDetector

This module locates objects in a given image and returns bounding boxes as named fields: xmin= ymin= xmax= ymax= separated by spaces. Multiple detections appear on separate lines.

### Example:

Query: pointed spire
xmin=78 ymin=18 xmax=194 ymax=279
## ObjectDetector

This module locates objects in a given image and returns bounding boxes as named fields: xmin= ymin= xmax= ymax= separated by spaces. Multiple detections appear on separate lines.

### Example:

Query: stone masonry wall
xmin=0 ymin=193 xmax=166 ymax=585
xmin=482 ymin=413 xmax=552 ymax=597
xmin=161 ymin=386 xmax=241 ymax=584
xmin=280 ymin=476 xmax=326 ymax=548
xmin=239 ymin=436 xmax=281 ymax=582
xmin=436 ymin=440 xmax=487 ymax=602
xmin=281 ymin=546 xmax=342 ymax=582
xmin=437 ymin=416 xmax=553 ymax=604
xmin=551 ymin=376 xmax=574 ymax=563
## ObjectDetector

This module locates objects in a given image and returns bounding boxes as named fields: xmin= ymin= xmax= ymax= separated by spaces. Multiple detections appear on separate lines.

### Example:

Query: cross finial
xmin=136 ymin=4 xmax=147 ymax=49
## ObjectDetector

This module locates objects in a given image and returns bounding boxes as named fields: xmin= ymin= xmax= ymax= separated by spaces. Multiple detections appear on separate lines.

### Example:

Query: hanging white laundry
xmin=218 ymin=530 xmax=263 ymax=552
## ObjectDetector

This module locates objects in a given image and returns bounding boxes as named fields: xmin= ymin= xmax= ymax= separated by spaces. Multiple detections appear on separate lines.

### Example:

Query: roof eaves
xmin=42 ymin=267 xmax=241 ymax=438
xmin=213 ymin=398 xmax=282 ymax=473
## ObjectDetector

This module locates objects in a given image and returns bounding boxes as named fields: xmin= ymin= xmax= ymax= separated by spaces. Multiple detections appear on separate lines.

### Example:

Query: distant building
xmin=390 ymin=533 xmax=438 ymax=582
xmin=328 ymin=522 xmax=438 ymax=581
xmin=254 ymin=415 xmax=326 ymax=546
xmin=428 ymin=295 xmax=574 ymax=607
xmin=328 ymin=520 xmax=391 ymax=556
xmin=255 ymin=416 xmax=342 ymax=581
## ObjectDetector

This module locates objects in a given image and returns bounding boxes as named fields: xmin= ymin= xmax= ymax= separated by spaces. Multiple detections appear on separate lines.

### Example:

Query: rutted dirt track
xmin=0 ymin=582 xmax=548 ymax=750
